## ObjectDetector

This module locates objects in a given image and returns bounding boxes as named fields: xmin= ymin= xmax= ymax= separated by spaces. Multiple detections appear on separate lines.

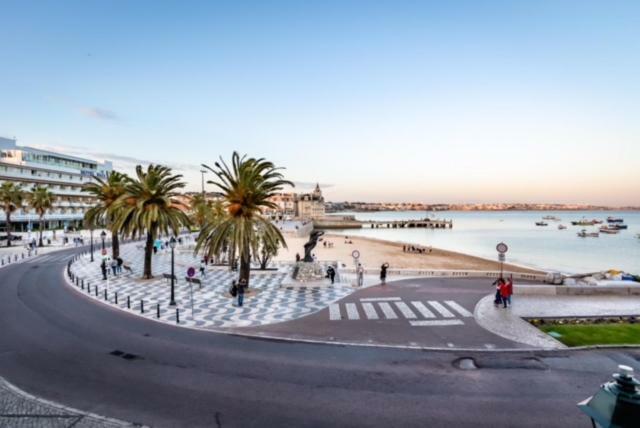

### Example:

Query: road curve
xmin=0 ymin=246 xmax=637 ymax=427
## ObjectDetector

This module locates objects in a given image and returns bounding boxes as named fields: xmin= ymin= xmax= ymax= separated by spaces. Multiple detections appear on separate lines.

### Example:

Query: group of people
xmin=493 ymin=276 xmax=514 ymax=308
xmin=229 ymin=278 xmax=247 ymax=306
xmin=402 ymin=245 xmax=432 ymax=254
xmin=322 ymin=240 xmax=335 ymax=248
xmin=100 ymin=256 xmax=125 ymax=280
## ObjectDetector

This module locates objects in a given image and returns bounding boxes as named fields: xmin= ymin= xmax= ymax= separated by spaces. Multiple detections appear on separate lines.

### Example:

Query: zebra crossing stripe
xmin=329 ymin=304 xmax=341 ymax=320
xmin=445 ymin=300 xmax=473 ymax=317
xmin=362 ymin=302 xmax=379 ymax=320
xmin=427 ymin=301 xmax=455 ymax=318
xmin=360 ymin=297 xmax=401 ymax=302
xmin=393 ymin=301 xmax=417 ymax=319
xmin=410 ymin=320 xmax=464 ymax=327
xmin=345 ymin=303 xmax=360 ymax=320
xmin=377 ymin=302 xmax=398 ymax=319
xmin=410 ymin=301 xmax=435 ymax=318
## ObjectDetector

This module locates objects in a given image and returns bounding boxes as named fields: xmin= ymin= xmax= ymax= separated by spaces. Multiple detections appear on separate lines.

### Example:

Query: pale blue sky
xmin=1 ymin=1 xmax=639 ymax=204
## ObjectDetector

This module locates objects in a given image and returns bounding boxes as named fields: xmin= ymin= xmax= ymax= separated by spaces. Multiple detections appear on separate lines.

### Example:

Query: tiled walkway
xmin=68 ymin=241 xmax=355 ymax=329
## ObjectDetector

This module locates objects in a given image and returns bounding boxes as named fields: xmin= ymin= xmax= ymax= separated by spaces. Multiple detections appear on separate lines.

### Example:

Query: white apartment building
xmin=0 ymin=137 xmax=113 ymax=231
xmin=295 ymin=184 xmax=325 ymax=219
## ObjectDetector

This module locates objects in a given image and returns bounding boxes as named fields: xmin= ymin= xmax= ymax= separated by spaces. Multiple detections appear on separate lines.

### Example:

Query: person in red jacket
xmin=506 ymin=275 xmax=514 ymax=306
xmin=500 ymin=280 xmax=510 ymax=308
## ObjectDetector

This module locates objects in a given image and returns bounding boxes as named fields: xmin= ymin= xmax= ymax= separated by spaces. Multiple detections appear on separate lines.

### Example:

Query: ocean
xmin=328 ymin=211 xmax=640 ymax=274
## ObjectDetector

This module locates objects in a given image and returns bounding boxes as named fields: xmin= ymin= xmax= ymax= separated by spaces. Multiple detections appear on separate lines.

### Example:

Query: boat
xmin=535 ymin=221 xmax=548 ymax=226
xmin=577 ymin=229 xmax=599 ymax=238
xmin=610 ymin=224 xmax=628 ymax=230
xmin=599 ymin=226 xmax=619 ymax=234
xmin=542 ymin=215 xmax=561 ymax=221
xmin=571 ymin=219 xmax=597 ymax=226
xmin=592 ymin=219 xmax=603 ymax=224
xmin=558 ymin=224 xmax=567 ymax=230
xmin=607 ymin=216 xmax=624 ymax=223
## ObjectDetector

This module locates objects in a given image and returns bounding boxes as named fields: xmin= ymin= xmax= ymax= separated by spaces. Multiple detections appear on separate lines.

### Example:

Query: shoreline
xmin=276 ymin=232 xmax=544 ymax=274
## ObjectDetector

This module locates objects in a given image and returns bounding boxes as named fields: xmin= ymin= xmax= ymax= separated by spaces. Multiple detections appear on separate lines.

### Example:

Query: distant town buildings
xmin=262 ymin=184 xmax=326 ymax=220
xmin=0 ymin=137 xmax=113 ymax=231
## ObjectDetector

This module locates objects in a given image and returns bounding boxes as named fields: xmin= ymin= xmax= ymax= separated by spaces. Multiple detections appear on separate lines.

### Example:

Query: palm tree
xmin=0 ymin=182 xmax=25 ymax=247
xmin=83 ymin=171 xmax=129 ymax=258
xmin=114 ymin=164 xmax=190 ymax=279
xmin=29 ymin=186 xmax=54 ymax=247
xmin=195 ymin=152 xmax=293 ymax=287
xmin=189 ymin=193 xmax=211 ymax=229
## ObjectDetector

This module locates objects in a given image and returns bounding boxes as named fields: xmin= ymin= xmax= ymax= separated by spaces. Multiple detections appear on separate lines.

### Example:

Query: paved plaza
xmin=67 ymin=240 xmax=355 ymax=329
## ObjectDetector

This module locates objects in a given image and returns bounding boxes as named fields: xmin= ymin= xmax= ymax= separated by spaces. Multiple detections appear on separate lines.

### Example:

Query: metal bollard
xmin=176 ymin=308 xmax=180 ymax=324
xmin=127 ymin=296 xmax=130 ymax=309
xmin=21 ymin=253 xmax=24 ymax=259
xmin=140 ymin=300 xmax=144 ymax=313
xmin=104 ymin=289 xmax=107 ymax=300
xmin=115 ymin=292 xmax=118 ymax=305
xmin=157 ymin=304 xmax=160 ymax=318
xmin=81 ymin=279 xmax=84 ymax=288
xmin=95 ymin=286 xmax=98 ymax=296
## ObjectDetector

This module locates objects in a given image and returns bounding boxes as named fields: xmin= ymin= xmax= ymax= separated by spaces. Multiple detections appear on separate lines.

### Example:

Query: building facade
xmin=295 ymin=184 xmax=325 ymax=219
xmin=0 ymin=137 xmax=113 ymax=231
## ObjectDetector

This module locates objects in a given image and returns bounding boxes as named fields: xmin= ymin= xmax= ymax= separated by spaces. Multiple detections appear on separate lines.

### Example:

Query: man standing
xmin=380 ymin=262 xmax=389 ymax=285
xmin=357 ymin=263 xmax=364 ymax=287
xmin=327 ymin=265 xmax=336 ymax=284
xmin=237 ymin=278 xmax=247 ymax=307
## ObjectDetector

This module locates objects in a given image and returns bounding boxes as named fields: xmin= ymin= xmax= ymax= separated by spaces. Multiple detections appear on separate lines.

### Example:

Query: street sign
xmin=351 ymin=250 xmax=360 ymax=259
xmin=496 ymin=242 xmax=508 ymax=254
xmin=498 ymin=253 xmax=506 ymax=262
xmin=187 ymin=267 xmax=196 ymax=278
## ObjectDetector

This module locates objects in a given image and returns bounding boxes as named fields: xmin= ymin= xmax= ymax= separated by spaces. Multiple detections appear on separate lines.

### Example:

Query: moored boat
xmin=571 ymin=219 xmax=597 ymax=226
xmin=577 ymin=229 xmax=599 ymax=238
xmin=535 ymin=221 xmax=548 ymax=226
xmin=558 ymin=224 xmax=567 ymax=230
xmin=599 ymin=226 xmax=619 ymax=234
xmin=607 ymin=216 xmax=624 ymax=223
xmin=610 ymin=224 xmax=628 ymax=230
xmin=542 ymin=215 xmax=561 ymax=221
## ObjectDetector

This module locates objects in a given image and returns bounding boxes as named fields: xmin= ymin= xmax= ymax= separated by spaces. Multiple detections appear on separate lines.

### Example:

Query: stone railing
xmin=340 ymin=268 xmax=547 ymax=282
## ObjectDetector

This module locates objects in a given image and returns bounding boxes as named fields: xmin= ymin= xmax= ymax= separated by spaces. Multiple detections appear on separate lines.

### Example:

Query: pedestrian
xmin=100 ymin=259 xmax=107 ymax=280
xmin=111 ymin=258 xmax=118 ymax=276
xmin=493 ymin=277 xmax=504 ymax=306
xmin=116 ymin=257 xmax=123 ymax=274
xmin=357 ymin=263 xmax=364 ymax=287
xmin=506 ymin=275 xmax=514 ymax=306
xmin=153 ymin=245 xmax=158 ymax=255
xmin=326 ymin=265 xmax=336 ymax=284
xmin=200 ymin=260 xmax=206 ymax=278
xmin=295 ymin=253 xmax=301 ymax=262
xmin=237 ymin=278 xmax=246 ymax=307
xmin=380 ymin=262 xmax=389 ymax=285
xmin=500 ymin=279 xmax=510 ymax=308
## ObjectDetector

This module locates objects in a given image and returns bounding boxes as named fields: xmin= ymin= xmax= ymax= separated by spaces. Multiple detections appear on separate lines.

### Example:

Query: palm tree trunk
xmin=5 ymin=211 xmax=11 ymax=248
xmin=143 ymin=231 xmax=154 ymax=279
xmin=111 ymin=230 xmax=120 ymax=259
xmin=38 ymin=215 xmax=44 ymax=247
xmin=239 ymin=246 xmax=251 ymax=288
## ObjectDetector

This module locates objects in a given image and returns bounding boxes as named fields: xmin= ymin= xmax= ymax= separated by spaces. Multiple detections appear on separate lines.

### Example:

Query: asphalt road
xmin=1 ymin=247 xmax=638 ymax=427
xmin=244 ymin=277 xmax=526 ymax=349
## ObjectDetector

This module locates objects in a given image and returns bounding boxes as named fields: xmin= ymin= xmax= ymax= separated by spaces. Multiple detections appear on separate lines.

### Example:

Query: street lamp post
xmin=100 ymin=230 xmax=107 ymax=250
xmin=200 ymin=169 xmax=207 ymax=196
xmin=90 ymin=228 xmax=94 ymax=262
xmin=169 ymin=237 xmax=177 ymax=306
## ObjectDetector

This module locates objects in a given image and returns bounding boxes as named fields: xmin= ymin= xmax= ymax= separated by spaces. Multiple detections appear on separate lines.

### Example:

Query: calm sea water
xmin=329 ymin=211 xmax=640 ymax=274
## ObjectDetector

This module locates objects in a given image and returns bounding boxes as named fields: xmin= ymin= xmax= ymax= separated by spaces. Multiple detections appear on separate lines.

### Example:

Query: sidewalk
xmin=474 ymin=294 xmax=640 ymax=349
xmin=0 ymin=376 xmax=137 ymax=427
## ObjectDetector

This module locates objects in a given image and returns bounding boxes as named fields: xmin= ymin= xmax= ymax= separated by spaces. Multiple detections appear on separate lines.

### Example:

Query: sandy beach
xmin=274 ymin=233 xmax=543 ymax=273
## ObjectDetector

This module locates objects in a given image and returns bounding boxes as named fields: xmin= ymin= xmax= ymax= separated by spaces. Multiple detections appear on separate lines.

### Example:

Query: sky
xmin=1 ymin=0 xmax=639 ymax=205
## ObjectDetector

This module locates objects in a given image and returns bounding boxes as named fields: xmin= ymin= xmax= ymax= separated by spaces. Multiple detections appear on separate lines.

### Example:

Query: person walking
xmin=110 ymin=258 xmax=118 ymax=276
xmin=326 ymin=265 xmax=336 ymax=284
xmin=500 ymin=279 xmax=510 ymax=308
xmin=116 ymin=257 xmax=123 ymax=274
xmin=357 ymin=263 xmax=364 ymax=287
xmin=506 ymin=275 xmax=514 ymax=306
xmin=237 ymin=278 xmax=246 ymax=307
xmin=493 ymin=278 xmax=504 ymax=306
xmin=199 ymin=260 xmax=206 ymax=278
xmin=100 ymin=259 xmax=108 ymax=280
xmin=380 ymin=262 xmax=389 ymax=285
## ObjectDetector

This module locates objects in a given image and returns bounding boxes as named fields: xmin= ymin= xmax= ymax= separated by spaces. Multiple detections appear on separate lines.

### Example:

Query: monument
xmin=291 ymin=230 xmax=327 ymax=283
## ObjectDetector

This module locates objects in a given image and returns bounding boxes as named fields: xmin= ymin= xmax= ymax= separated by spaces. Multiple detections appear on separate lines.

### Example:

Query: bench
xmin=185 ymin=277 xmax=202 ymax=289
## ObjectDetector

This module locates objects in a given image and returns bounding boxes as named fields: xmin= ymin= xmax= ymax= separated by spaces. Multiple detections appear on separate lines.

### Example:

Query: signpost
xmin=186 ymin=266 xmax=195 ymax=317
xmin=351 ymin=250 xmax=361 ymax=287
xmin=496 ymin=242 xmax=508 ymax=279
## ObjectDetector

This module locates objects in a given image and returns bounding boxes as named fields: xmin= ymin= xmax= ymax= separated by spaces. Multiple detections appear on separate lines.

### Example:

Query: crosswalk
xmin=328 ymin=297 xmax=473 ymax=327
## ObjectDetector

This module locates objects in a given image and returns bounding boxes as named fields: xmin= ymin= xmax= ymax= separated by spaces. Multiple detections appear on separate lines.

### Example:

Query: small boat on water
xmin=607 ymin=216 xmax=624 ymax=223
xmin=542 ymin=215 xmax=561 ymax=221
xmin=610 ymin=224 xmax=628 ymax=230
xmin=535 ymin=221 xmax=548 ymax=226
xmin=599 ymin=226 xmax=620 ymax=234
xmin=592 ymin=219 xmax=603 ymax=224
xmin=558 ymin=224 xmax=567 ymax=230
xmin=577 ymin=229 xmax=599 ymax=238
xmin=571 ymin=219 xmax=597 ymax=226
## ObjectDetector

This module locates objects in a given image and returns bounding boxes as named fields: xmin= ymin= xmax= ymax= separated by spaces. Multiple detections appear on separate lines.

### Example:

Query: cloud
xmin=80 ymin=107 xmax=120 ymax=121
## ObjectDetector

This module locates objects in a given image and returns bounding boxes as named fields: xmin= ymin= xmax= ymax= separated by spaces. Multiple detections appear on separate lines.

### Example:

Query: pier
xmin=362 ymin=219 xmax=453 ymax=229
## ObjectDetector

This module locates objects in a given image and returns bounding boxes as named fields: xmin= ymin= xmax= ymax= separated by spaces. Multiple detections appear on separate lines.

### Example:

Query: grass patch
xmin=539 ymin=323 xmax=640 ymax=347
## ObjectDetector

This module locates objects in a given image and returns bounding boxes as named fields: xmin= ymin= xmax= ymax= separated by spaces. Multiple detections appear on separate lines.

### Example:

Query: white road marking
xmin=410 ymin=320 xmax=465 ymax=327
xmin=410 ymin=301 xmax=435 ymax=318
xmin=359 ymin=297 xmax=401 ymax=302
xmin=428 ymin=301 xmax=455 ymax=318
xmin=362 ymin=302 xmax=379 ymax=320
xmin=445 ymin=300 xmax=473 ymax=317
xmin=377 ymin=302 xmax=398 ymax=319
xmin=394 ymin=301 xmax=417 ymax=319
xmin=329 ymin=304 xmax=341 ymax=320
xmin=345 ymin=303 xmax=360 ymax=320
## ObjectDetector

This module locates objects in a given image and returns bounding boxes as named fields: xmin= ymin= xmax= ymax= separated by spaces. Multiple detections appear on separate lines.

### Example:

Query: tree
xmin=195 ymin=152 xmax=293 ymax=287
xmin=83 ymin=171 xmax=129 ymax=258
xmin=256 ymin=230 xmax=279 ymax=270
xmin=0 ymin=182 xmax=25 ymax=247
xmin=29 ymin=186 xmax=54 ymax=247
xmin=114 ymin=165 xmax=190 ymax=279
